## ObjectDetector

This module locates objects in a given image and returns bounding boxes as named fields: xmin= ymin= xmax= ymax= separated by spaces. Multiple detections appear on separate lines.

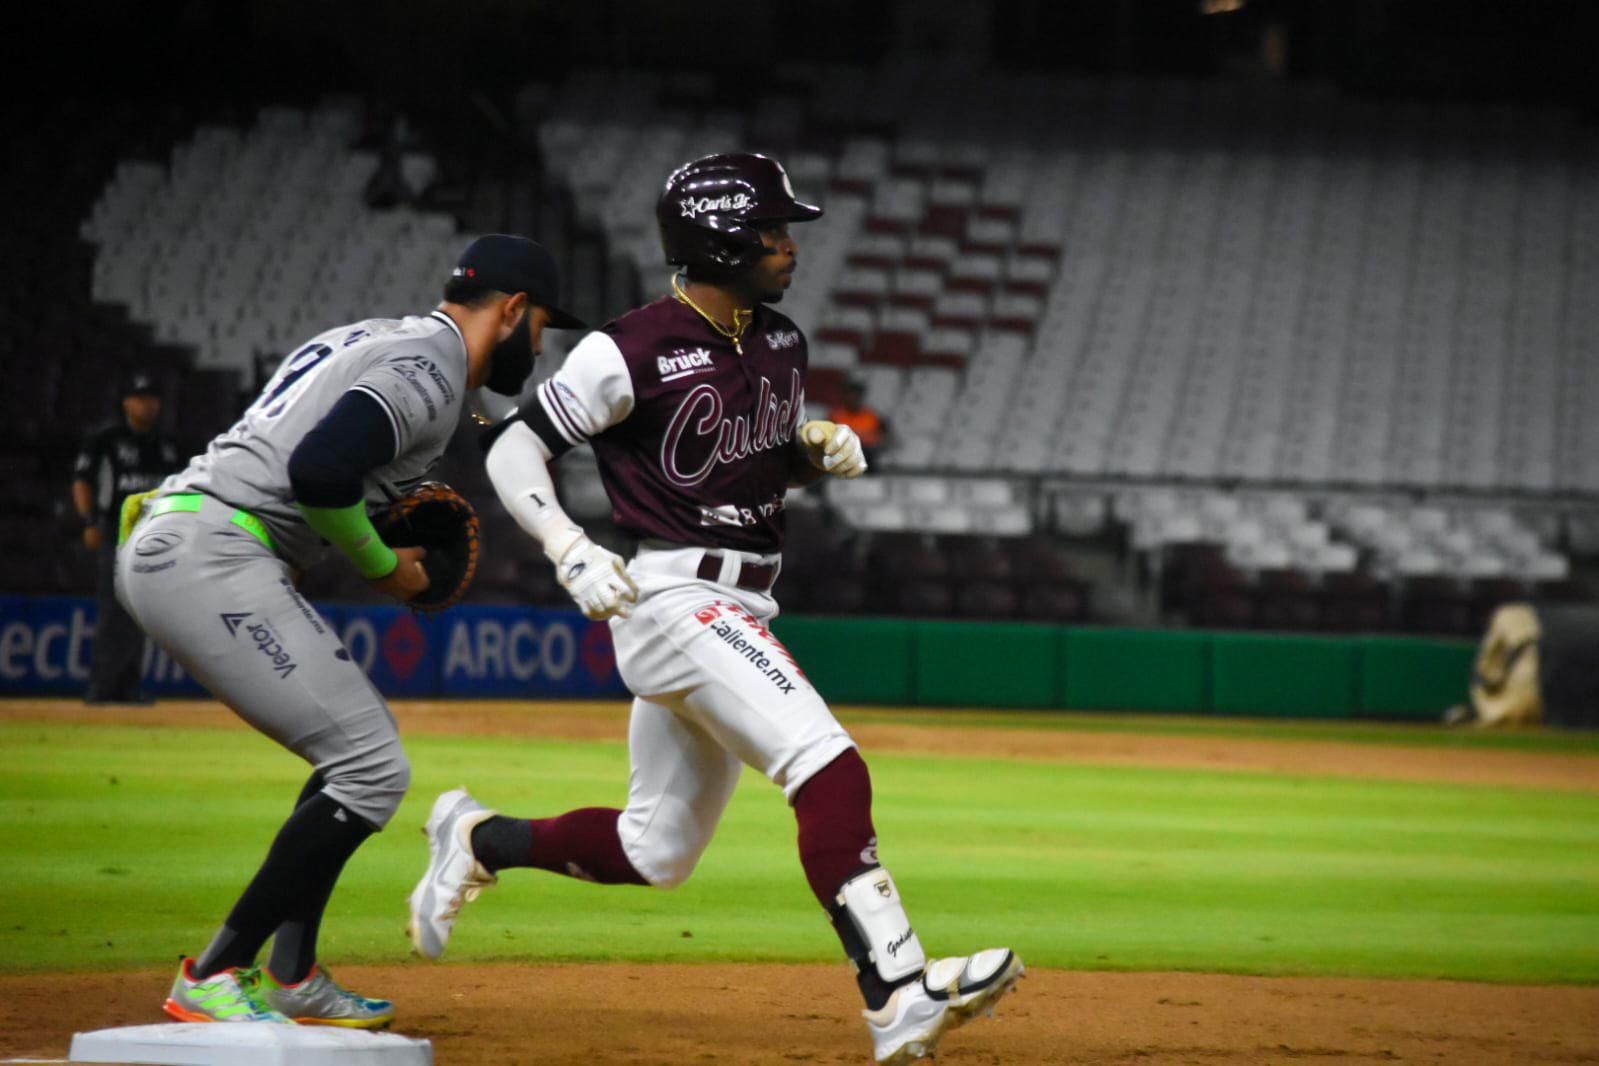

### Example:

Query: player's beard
xmin=762 ymin=256 xmax=797 ymax=304
xmin=748 ymin=262 xmax=792 ymax=305
xmin=484 ymin=313 xmax=535 ymax=396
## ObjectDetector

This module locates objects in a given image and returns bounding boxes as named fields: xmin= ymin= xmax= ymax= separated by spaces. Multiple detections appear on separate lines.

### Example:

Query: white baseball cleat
xmin=865 ymin=948 xmax=1024 ymax=1064
xmin=406 ymin=788 xmax=499 ymax=960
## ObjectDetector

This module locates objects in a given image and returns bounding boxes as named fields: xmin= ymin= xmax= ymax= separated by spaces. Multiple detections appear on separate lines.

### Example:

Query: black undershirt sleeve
xmin=287 ymin=390 xmax=400 ymax=508
xmin=478 ymin=403 xmax=576 ymax=460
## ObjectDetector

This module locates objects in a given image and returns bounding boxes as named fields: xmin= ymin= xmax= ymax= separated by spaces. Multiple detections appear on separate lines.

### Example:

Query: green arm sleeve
xmin=296 ymin=501 xmax=399 ymax=579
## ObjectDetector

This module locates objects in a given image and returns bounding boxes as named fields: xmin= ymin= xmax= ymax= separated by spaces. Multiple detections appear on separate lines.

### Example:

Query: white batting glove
xmin=801 ymin=420 xmax=868 ymax=479
xmin=551 ymin=534 xmax=639 ymax=620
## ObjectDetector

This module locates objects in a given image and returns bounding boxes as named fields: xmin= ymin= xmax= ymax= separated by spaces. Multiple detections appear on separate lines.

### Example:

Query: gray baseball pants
xmin=116 ymin=494 xmax=409 ymax=828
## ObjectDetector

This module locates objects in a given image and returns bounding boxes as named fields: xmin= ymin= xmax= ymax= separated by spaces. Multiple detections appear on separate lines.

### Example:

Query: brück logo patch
xmin=658 ymin=347 xmax=715 ymax=383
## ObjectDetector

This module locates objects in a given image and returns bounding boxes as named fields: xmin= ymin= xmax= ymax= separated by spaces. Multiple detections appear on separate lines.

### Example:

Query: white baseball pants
xmin=610 ymin=544 xmax=856 ymax=888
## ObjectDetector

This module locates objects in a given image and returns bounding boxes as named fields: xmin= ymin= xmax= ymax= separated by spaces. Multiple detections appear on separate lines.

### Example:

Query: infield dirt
xmin=2 ymin=964 xmax=1597 ymax=1064
xmin=2 ymin=700 xmax=1596 ymax=1063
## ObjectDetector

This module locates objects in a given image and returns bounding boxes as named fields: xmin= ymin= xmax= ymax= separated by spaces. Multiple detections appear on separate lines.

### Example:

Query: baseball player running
xmin=118 ymin=236 xmax=583 ymax=1028
xmin=408 ymin=155 xmax=1022 ymax=1064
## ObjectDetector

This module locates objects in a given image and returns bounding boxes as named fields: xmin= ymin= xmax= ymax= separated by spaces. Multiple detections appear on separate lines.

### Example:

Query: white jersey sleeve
xmin=351 ymin=347 xmax=463 ymax=459
xmin=533 ymin=332 xmax=635 ymax=448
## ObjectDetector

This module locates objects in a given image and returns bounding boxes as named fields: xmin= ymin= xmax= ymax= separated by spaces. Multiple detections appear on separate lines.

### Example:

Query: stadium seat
xmin=63 ymin=73 xmax=1599 ymax=625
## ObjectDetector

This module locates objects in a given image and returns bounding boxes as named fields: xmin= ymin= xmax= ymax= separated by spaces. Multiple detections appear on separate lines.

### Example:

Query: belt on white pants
xmin=631 ymin=541 xmax=782 ymax=594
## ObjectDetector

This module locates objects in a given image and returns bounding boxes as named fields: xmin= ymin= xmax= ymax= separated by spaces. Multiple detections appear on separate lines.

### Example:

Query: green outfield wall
xmin=772 ymin=618 xmax=1476 ymax=719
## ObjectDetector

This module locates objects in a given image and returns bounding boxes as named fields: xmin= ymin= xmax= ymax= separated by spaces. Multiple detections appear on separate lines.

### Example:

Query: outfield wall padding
xmin=1210 ymin=633 xmax=1362 ymax=718
xmin=773 ymin=616 xmax=916 ymax=704
xmin=1359 ymin=637 xmax=1475 ymax=720
xmin=772 ymin=618 xmax=1470 ymax=719
xmin=914 ymin=622 xmax=1061 ymax=707
xmin=1060 ymin=628 xmax=1211 ymax=712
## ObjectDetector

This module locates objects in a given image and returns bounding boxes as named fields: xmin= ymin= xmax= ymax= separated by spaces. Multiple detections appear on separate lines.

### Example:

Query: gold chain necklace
xmin=672 ymin=274 xmax=752 ymax=354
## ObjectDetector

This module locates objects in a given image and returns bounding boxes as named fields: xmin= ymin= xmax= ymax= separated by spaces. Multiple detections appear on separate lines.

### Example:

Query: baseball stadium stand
xmin=36 ymin=67 xmax=1599 ymax=633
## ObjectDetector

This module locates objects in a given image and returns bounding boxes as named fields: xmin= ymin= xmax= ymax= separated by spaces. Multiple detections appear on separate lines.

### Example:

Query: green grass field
xmin=2 ymin=715 xmax=1597 ymax=984
xmin=841 ymin=705 xmax=1599 ymax=753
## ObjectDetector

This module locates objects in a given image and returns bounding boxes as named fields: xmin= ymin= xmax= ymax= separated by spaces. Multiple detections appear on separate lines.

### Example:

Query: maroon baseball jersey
xmin=524 ymin=296 xmax=808 ymax=553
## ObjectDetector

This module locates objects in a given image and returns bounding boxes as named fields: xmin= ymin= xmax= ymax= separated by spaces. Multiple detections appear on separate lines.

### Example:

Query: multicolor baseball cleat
xmin=407 ymin=787 xmax=499 ymax=959
xmin=256 ymin=964 xmax=395 ymax=1029
xmin=866 ymin=949 xmax=1025 ymax=1064
xmin=162 ymin=957 xmax=290 ymax=1024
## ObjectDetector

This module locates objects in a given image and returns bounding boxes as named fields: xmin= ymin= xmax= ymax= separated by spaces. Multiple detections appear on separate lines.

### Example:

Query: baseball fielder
xmin=408 ymin=155 xmax=1022 ymax=1064
xmin=117 ymin=235 xmax=583 ymax=1028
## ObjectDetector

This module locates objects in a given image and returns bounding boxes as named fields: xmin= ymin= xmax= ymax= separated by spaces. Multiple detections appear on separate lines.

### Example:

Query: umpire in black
xmin=71 ymin=372 xmax=183 ymax=703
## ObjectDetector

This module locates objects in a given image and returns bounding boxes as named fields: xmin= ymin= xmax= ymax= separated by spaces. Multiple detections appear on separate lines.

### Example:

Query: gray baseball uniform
xmin=165 ymin=312 xmax=468 ymax=572
xmin=116 ymin=312 xmax=467 ymax=827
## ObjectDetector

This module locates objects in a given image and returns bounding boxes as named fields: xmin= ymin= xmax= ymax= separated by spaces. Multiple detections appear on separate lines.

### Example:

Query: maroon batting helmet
xmin=657 ymin=152 xmax=823 ymax=272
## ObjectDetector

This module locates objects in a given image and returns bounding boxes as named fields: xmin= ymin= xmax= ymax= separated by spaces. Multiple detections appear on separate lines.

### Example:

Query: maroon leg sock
xmin=472 ymin=808 xmax=647 ymax=885
xmin=794 ymin=748 xmax=878 ymax=906
xmin=795 ymin=749 xmax=916 ymax=1011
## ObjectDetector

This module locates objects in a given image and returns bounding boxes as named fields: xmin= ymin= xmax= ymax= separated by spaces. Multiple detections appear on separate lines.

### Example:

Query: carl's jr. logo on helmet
xmin=680 ymin=192 xmax=753 ymax=218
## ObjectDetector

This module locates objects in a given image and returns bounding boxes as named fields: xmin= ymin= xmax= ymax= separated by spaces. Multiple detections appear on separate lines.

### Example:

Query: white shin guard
xmin=834 ymin=866 xmax=926 ymax=983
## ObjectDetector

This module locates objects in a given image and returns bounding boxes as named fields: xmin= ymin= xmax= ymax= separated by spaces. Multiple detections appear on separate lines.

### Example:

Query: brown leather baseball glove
xmin=373 ymin=482 xmax=481 ymax=612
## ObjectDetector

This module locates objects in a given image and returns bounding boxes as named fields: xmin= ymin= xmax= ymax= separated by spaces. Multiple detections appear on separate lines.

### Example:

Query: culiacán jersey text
xmin=530 ymin=298 xmax=807 ymax=554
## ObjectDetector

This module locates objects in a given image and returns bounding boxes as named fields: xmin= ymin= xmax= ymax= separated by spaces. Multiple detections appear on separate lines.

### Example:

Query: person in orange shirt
xmin=828 ymin=378 xmax=889 ymax=466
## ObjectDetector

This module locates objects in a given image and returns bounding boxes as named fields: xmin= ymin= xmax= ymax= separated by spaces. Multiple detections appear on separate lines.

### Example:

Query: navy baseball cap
xmin=451 ymin=235 xmax=587 ymax=330
xmin=124 ymin=372 xmax=160 ymax=397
